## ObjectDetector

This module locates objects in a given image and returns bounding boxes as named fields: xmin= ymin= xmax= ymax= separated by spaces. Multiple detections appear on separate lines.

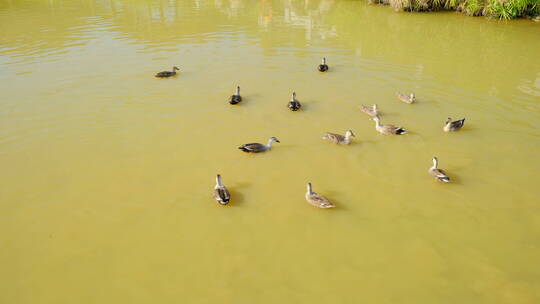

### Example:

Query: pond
xmin=1 ymin=0 xmax=539 ymax=303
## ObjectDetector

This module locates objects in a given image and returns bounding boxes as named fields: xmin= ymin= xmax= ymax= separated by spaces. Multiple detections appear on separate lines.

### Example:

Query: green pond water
xmin=1 ymin=0 xmax=540 ymax=303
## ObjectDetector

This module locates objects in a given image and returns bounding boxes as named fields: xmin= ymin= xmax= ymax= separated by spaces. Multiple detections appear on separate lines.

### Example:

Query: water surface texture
xmin=1 ymin=0 xmax=540 ymax=303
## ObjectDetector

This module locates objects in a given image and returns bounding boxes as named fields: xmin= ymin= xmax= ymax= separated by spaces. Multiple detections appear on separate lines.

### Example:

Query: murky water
xmin=1 ymin=0 xmax=540 ymax=303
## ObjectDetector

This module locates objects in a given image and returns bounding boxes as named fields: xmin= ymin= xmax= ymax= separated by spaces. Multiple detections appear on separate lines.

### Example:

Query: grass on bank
xmin=369 ymin=0 xmax=540 ymax=19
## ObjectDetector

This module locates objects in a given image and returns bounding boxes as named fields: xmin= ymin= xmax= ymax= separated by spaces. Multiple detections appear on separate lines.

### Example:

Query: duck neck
xmin=266 ymin=139 xmax=274 ymax=149
xmin=291 ymin=92 xmax=296 ymax=102
xmin=236 ymin=86 xmax=240 ymax=96
xmin=322 ymin=57 xmax=326 ymax=65
xmin=216 ymin=175 xmax=223 ymax=187
xmin=374 ymin=118 xmax=381 ymax=127
xmin=431 ymin=158 xmax=438 ymax=169
xmin=344 ymin=133 xmax=352 ymax=144
xmin=307 ymin=183 xmax=313 ymax=195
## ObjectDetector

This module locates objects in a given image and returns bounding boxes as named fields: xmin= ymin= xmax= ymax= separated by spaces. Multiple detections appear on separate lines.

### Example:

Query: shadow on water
xmin=371 ymin=110 xmax=402 ymax=119
xmin=227 ymin=181 xmax=251 ymax=207
xmin=228 ymin=188 xmax=245 ymax=207
xmin=296 ymin=99 xmax=323 ymax=111
xmin=352 ymin=139 xmax=376 ymax=147
xmin=236 ymin=93 xmax=264 ymax=106
xmin=449 ymin=174 xmax=462 ymax=185
xmin=450 ymin=126 xmax=475 ymax=133
xmin=323 ymin=64 xmax=344 ymax=73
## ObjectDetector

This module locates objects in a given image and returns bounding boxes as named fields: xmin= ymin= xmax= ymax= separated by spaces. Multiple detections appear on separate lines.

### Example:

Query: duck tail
xmin=397 ymin=128 xmax=407 ymax=135
xmin=439 ymin=176 xmax=451 ymax=183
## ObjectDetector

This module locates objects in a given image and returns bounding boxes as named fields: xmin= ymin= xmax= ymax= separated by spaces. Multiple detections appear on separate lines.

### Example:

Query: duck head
xmin=291 ymin=92 xmax=297 ymax=101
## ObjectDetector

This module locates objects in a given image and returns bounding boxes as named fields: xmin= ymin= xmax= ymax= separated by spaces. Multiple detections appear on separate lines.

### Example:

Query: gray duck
xmin=229 ymin=86 xmax=242 ymax=105
xmin=288 ymin=92 xmax=301 ymax=111
xmin=155 ymin=66 xmax=179 ymax=78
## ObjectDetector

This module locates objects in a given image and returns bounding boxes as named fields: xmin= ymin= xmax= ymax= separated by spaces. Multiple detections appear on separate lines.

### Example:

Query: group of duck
xmin=155 ymin=58 xmax=466 ymax=209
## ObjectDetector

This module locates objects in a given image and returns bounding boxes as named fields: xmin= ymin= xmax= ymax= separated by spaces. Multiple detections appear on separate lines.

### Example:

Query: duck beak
xmin=276 ymin=140 xmax=281 ymax=143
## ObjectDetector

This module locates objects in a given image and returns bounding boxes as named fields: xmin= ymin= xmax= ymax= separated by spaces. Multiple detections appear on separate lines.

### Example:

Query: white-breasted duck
xmin=372 ymin=116 xmax=407 ymax=135
xmin=428 ymin=157 xmax=450 ymax=182
xmin=305 ymin=183 xmax=335 ymax=208
xmin=213 ymin=174 xmax=231 ymax=205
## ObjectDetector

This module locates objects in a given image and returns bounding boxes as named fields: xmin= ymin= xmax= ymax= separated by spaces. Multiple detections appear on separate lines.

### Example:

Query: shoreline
xmin=368 ymin=0 xmax=540 ymax=20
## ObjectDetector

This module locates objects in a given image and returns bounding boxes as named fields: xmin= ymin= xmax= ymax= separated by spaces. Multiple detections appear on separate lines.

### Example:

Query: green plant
xmin=370 ymin=0 xmax=540 ymax=18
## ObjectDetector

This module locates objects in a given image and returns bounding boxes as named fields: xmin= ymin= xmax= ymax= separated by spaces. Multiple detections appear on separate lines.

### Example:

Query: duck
xmin=428 ymin=157 xmax=450 ymax=182
xmin=288 ymin=92 xmax=301 ymax=111
xmin=372 ymin=116 xmax=407 ymax=135
xmin=155 ymin=66 xmax=180 ymax=78
xmin=322 ymin=130 xmax=355 ymax=145
xmin=359 ymin=104 xmax=379 ymax=117
xmin=229 ymin=86 xmax=242 ymax=105
xmin=305 ymin=183 xmax=335 ymax=208
xmin=238 ymin=137 xmax=280 ymax=153
xmin=213 ymin=174 xmax=231 ymax=205
xmin=443 ymin=117 xmax=465 ymax=132
xmin=318 ymin=57 xmax=329 ymax=72
xmin=396 ymin=92 xmax=415 ymax=104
